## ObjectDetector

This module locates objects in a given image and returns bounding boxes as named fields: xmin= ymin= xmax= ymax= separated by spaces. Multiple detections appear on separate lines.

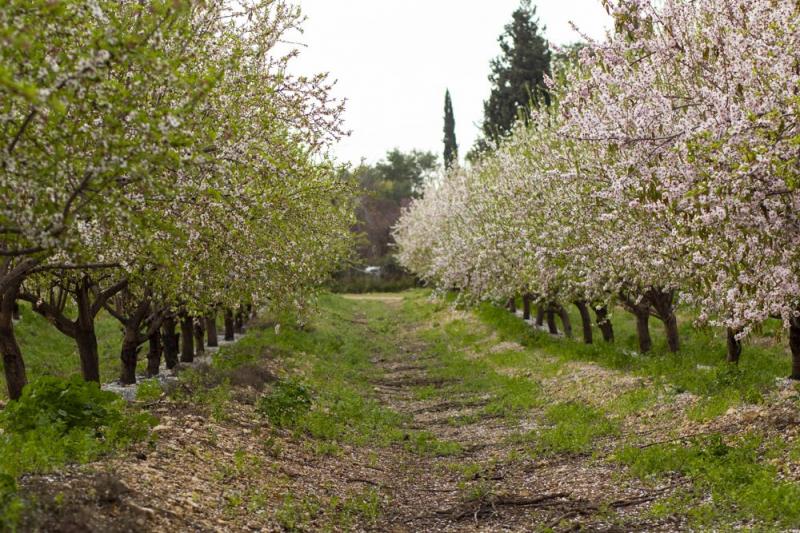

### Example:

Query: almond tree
xmin=2 ymin=0 xmax=354 ymax=394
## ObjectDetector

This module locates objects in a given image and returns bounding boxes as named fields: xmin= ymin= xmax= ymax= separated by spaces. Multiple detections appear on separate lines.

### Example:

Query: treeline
xmin=395 ymin=0 xmax=800 ymax=369
xmin=0 ymin=1 xmax=354 ymax=399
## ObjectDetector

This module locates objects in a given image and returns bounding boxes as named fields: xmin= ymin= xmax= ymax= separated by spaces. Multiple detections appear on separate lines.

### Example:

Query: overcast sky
xmin=288 ymin=1 xmax=612 ymax=166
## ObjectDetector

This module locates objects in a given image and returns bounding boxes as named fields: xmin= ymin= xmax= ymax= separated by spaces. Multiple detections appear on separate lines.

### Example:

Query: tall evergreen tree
xmin=443 ymin=89 xmax=458 ymax=169
xmin=481 ymin=0 xmax=551 ymax=144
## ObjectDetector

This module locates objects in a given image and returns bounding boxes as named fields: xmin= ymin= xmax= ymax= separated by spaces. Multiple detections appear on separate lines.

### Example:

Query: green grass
xmin=616 ymin=434 xmax=800 ymax=527
xmin=513 ymin=401 xmax=619 ymax=455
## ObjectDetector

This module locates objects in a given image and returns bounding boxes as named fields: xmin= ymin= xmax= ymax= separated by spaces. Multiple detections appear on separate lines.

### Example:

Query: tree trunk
xmin=11 ymin=301 xmax=19 ymax=321
xmin=574 ymin=301 xmax=593 ymax=344
xmin=206 ymin=312 xmax=218 ymax=347
xmin=119 ymin=337 xmax=139 ymax=385
xmin=535 ymin=306 xmax=545 ymax=327
xmin=74 ymin=280 xmax=100 ymax=383
xmin=726 ymin=327 xmax=742 ymax=364
xmin=193 ymin=319 xmax=205 ymax=356
xmin=790 ymin=318 xmax=800 ymax=380
xmin=556 ymin=304 xmax=573 ymax=339
xmin=0 ymin=286 xmax=26 ymax=400
xmin=235 ymin=308 xmax=245 ymax=334
xmin=663 ymin=312 xmax=680 ymax=353
xmin=180 ymin=313 xmax=194 ymax=363
xmin=75 ymin=329 xmax=100 ymax=383
xmin=147 ymin=330 xmax=162 ymax=377
xmin=649 ymin=289 xmax=680 ymax=353
xmin=507 ymin=297 xmax=517 ymax=314
xmin=546 ymin=307 xmax=559 ymax=335
xmin=224 ymin=309 xmax=235 ymax=341
xmin=634 ymin=309 xmax=652 ymax=353
xmin=522 ymin=294 xmax=532 ymax=320
xmin=162 ymin=317 xmax=179 ymax=369
xmin=594 ymin=306 xmax=615 ymax=343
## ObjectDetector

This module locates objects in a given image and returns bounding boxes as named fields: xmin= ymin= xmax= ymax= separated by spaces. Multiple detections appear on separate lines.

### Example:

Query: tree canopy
xmin=481 ymin=0 xmax=551 ymax=144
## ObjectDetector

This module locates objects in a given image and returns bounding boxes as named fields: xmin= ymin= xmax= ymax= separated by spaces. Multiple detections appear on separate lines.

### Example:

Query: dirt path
xmin=17 ymin=293 xmax=707 ymax=531
xmin=354 ymin=299 xmax=681 ymax=532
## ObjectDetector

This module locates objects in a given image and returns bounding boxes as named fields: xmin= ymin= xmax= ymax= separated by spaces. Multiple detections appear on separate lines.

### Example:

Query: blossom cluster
xmin=395 ymin=0 xmax=800 ymax=351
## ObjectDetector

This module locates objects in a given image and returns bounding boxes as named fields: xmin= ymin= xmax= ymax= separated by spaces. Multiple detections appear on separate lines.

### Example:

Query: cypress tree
xmin=481 ymin=0 xmax=551 ymax=144
xmin=443 ymin=89 xmax=458 ymax=169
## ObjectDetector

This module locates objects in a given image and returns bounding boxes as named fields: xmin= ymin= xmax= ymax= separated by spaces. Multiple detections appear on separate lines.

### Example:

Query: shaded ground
xmin=15 ymin=291 xmax=800 ymax=531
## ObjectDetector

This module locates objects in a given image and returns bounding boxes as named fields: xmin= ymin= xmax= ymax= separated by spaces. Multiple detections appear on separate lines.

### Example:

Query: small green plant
xmin=276 ymin=493 xmax=321 ymax=531
xmin=334 ymin=488 xmax=381 ymax=526
xmin=0 ymin=475 xmax=23 ymax=532
xmin=257 ymin=379 xmax=313 ymax=428
xmin=404 ymin=431 xmax=462 ymax=457
xmin=517 ymin=402 xmax=618 ymax=455
xmin=135 ymin=379 xmax=163 ymax=403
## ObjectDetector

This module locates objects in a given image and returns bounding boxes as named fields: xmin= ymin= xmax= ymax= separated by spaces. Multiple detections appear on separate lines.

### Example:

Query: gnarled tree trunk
xmin=74 ymin=278 xmax=100 ymax=382
xmin=180 ymin=313 xmax=194 ymax=363
xmin=522 ymin=294 xmax=532 ymax=321
xmin=594 ymin=306 xmax=615 ymax=343
xmin=555 ymin=304 xmax=573 ymax=339
xmin=507 ymin=297 xmax=517 ymax=314
xmin=727 ymin=327 xmax=742 ymax=364
xmin=535 ymin=305 xmax=545 ymax=327
xmin=162 ymin=316 xmax=179 ymax=369
xmin=649 ymin=289 xmax=679 ymax=353
xmin=235 ymin=308 xmax=245 ymax=333
xmin=790 ymin=318 xmax=800 ymax=380
xmin=574 ymin=301 xmax=593 ymax=344
xmin=120 ymin=337 xmax=139 ymax=385
xmin=118 ymin=298 xmax=152 ymax=385
xmin=22 ymin=276 xmax=128 ymax=384
xmin=0 ymin=284 xmax=26 ymax=400
xmin=147 ymin=330 xmax=162 ymax=377
xmin=75 ymin=328 xmax=100 ymax=383
xmin=224 ymin=308 xmax=235 ymax=341
xmin=193 ymin=319 xmax=205 ymax=356
xmin=621 ymin=291 xmax=652 ymax=353
xmin=546 ymin=306 xmax=559 ymax=335
xmin=634 ymin=309 xmax=652 ymax=353
xmin=206 ymin=312 xmax=218 ymax=347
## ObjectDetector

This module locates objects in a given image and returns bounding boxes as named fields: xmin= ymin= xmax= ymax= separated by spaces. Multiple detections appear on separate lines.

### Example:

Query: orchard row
xmin=395 ymin=0 xmax=800 ymax=370
xmin=0 ymin=1 xmax=354 ymax=399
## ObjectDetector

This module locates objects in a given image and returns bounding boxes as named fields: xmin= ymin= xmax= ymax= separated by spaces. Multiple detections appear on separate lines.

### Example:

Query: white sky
xmin=289 ymin=1 xmax=612 ymax=166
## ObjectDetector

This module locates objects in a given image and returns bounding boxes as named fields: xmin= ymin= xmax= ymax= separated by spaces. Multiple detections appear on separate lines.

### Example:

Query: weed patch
xmin=0 ymin=377 xmax=154 ymax=529
xmin=616 ymin=434 xmax=800 ymax=527
xmin=513 ymin=402 xmax=618 ymax=455
xmin=257 ymin=380 xmax=313 ymax=428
